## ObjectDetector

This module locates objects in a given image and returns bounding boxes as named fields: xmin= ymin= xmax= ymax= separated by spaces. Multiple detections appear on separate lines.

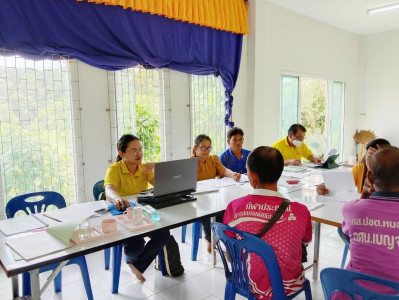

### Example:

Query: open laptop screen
xmin=152 ymin=157 xmax=198 ymax=198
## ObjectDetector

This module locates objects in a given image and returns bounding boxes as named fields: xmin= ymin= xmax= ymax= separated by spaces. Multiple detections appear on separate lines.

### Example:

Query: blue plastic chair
xmin=93 ymin=179 xmax=105 ymax=201
xmin=181 ymin=221 xmax=203 ymax=260
xmin=211 ymin=222 xmax=312 ymax=300
xmin=92 ymin=180 xmax=111 ymax=270
xmin=5 ymin=192 xmax=93 ymax=300
xmin=321 ymin=267 xmax=399 ymax=299
xmin=337 ymin=227 xmax=350 ymax=268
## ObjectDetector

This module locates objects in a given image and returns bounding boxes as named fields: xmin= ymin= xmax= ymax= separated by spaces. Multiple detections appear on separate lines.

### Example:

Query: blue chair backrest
xmin=6 ymin=191 xmax=66 ymax=218
xmin=211 ymin=222 xmax=288 ymax=299
xmin=321 ymin=268 xmax=399 ymax=299
xmin=93 ymin=180 xmax=105 ymax=201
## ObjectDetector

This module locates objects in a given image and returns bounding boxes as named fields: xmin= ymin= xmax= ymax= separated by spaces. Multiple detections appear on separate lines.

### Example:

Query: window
xmin=280 ymin=75 xmax=345 ymax=158
xmin=0 ymin=55 xmax=76 ymax=209
xmin=190 ymin=74 xmax=226 ymax=155
xmin=112 ymin=67 xmax=167 ymax=162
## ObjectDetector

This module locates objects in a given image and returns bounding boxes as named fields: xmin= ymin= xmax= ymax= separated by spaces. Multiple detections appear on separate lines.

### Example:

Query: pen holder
xmin=102 ymin=218 xmax=117 ymax=233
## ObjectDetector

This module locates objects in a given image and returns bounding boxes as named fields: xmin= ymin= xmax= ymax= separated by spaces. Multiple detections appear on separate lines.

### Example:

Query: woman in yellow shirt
xmin=104 ymin=134 xmax=170 ymax=282
xmin=190 ymin=134 xmax=241 ymax=253
xmin=317 ymin=138 xmax=390 ymax=197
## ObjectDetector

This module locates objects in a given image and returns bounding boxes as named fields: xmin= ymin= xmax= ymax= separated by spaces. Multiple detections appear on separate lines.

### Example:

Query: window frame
xmin=280 ymin=72 xmax=346 ymax=158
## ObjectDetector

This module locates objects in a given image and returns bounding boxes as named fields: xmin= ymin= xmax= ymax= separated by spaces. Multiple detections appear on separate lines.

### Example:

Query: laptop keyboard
xmin=137 ymin=194 xmax=197 ymax=209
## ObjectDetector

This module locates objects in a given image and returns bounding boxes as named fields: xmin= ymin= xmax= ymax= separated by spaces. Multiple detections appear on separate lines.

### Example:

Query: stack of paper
xmin=6 ymin=211 xmax=94 ymax=260
xmin=282 ymin=170 xmax=310 ymax=179
xmin=0 ymin=215 xmax=47 ymax=236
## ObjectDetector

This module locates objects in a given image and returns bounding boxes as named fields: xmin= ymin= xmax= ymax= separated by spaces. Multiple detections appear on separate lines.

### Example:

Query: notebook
xmin=137 ymin=158 xmax=198 ymax=209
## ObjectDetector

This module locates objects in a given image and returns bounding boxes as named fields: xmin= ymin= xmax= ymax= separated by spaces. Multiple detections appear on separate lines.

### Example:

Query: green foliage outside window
xmin=135 ymin=104 xmax=160 ymax=162
xmin=190 ymin=75 xmax=226 ymax=155
xmin=300 ymin=78 xmax=327 ymax=158
xmin=0 ymin=57 xmax=75 ymax=205
xmin=116 ymin=67 xmax=162 ymax=162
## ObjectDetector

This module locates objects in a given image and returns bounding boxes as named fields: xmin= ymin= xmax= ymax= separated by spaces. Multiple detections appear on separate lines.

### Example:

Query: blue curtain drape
xmin=0 ymin=0 xmax=242 ymax=126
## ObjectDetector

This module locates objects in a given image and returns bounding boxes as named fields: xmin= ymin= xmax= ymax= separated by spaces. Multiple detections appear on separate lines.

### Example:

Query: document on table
xmin=321 ymin=170 xmax=358 ymax=202
xmin=44 ymin=200 xmax=108 ymax=222
xmin=198 ymin=178 xmax=238 ymax=189
xmin=284 ymin=166 xmax=308 ymax=172
xmin=6 ymin=231 xmax=71 ymax=260
xmin=5 ymin=212 xmax=93 ymax=260
xmin=281 ymin=170 xmax=310 ymax=179
xmin=193 ymin=181 xmax=219 ymax=194
xmin=0 ymin=215 xmax=47 ymax=236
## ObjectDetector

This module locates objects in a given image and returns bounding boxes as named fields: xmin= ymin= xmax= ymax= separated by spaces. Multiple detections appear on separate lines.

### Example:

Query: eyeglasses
xmin=294 ymin=135 xmax=304 ymax=141
xmin=127 ymin=148 xmax=143 ymax=155
xmin=199 ymin=146 xmax=212 ymax=152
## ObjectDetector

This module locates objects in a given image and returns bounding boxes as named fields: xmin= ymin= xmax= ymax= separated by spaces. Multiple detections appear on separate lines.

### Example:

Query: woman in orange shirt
xmin=190 ymin=134 xmax=241 ymax=252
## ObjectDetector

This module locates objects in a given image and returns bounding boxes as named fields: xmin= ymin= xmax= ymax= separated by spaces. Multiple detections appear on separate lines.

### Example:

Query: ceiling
xmin=262 ymin=0 xmax=399 ymax=36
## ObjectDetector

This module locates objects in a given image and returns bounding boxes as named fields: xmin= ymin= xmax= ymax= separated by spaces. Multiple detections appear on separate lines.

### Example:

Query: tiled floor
xmin=0 ymin=223 xmax=347 ymax=300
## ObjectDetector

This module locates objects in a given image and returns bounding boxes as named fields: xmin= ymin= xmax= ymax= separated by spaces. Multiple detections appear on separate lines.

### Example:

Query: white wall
xmin=357 ymin=31 xmax=399 ymax=146
xmin=244 ymin=1 xmax=361 ymax=160
xmin=76 ymin=62 xmax=112 ymax=202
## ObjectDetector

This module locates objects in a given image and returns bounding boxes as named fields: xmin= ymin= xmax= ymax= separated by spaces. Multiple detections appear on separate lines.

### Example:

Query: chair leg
xmin=224 ymin=282 xmax=235 ymax=300
xmin=112 ymin=245 xmax=123 ymax=294
xmin=104 ymin=248 xmax=111 ymax=270
xmin=53 ymin=271 xmax=62 ymax=293
xmin=303 ymin=279 xmax=313 ymax=300
xmin=341 ymin=245 xmax=349 ymax=268
xmin=73 ymin=257 xmax=94 ymax=300
xmin=22 ymin=272 xmax=31 ymax=296
xmin=182 ymin=225 xmax=187 ymax=243
xmin=158 ymin=253 xmax=167 ymax=276
xmin=191 ymin=221 xmax=201 ymax=261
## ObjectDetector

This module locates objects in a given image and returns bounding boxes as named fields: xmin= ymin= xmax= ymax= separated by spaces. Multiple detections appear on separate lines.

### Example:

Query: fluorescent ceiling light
xmin=367 ymin=3 xmax=399 ymax=14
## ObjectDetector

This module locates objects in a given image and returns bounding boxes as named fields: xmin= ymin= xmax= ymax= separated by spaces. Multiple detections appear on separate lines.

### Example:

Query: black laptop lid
xmin=153 ymin=158 xmax=198 ymax=198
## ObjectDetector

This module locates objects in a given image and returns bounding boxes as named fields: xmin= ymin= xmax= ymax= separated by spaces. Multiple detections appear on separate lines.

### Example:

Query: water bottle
xmin=141 ymin=205 xmax=161 ymax=222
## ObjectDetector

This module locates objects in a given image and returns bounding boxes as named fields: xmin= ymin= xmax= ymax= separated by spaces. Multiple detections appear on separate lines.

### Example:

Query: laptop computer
xmin=314 ymin=154 xmax=340 ymax=169
xmin=137 ymin=158 xmax=198 ymax=209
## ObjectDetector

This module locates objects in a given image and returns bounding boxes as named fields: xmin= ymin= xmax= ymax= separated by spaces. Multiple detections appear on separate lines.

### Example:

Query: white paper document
xmin=44 ymin=201 xmax=108 ymax=222
xmin=0 ymin=215 xmax=47 ymax=236
xmin=193 ymin=181 xmax=219 ymax=194
xmin=198 ymin=178 xmax=238 ymax=189
xmin=281 ymin=170 xmax=310 ymax=179
xmin=236 ymin=182 xmax=253 ymax=191
xmin=6 ymin=231 xmax=71 ymax=260
xmin=321 ymin=170 xmax=358 ymax=202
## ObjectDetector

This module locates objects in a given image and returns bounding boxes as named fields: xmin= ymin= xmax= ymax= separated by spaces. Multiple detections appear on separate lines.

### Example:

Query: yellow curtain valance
xmin=77 ymin=0 xmax=248 ymax=34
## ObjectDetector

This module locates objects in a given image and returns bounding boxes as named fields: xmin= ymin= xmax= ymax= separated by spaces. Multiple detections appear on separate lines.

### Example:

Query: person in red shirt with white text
xmin=223 ymin=146 xmax=312 ymax=299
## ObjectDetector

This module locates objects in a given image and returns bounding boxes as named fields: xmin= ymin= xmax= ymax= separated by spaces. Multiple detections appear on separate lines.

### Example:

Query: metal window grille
xmin=111 ymin=67 xmax=166 ymax=162
xmin=190 ymin=74 xmax=226 ymax=154
xmin=0 ymin=54 xmax=76 ymax=214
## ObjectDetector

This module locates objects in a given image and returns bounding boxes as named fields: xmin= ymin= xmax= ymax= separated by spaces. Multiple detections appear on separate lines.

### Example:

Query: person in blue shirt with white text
xmin=219 ymin=127 xmax=251 ymax=174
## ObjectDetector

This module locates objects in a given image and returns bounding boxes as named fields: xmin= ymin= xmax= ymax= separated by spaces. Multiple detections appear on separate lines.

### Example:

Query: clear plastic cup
xmin=78 ymin=218 xmax=91 ymax=240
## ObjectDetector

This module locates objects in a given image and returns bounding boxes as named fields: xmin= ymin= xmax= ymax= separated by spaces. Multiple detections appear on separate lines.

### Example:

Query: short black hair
xmin=366 ymin=138 xmax=390 ymax=150
xmin=288 ymin=124 xmax=307 ymax=136
xmin=227 ymin=127 xmax=244 ymax=139
xmin=369 ymin=146 xmax=399 ymax=190
xmin=194 ymin=134 xmax=211 ymax=146
xmin=247 ymin=146 xmax=284 ymax=184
